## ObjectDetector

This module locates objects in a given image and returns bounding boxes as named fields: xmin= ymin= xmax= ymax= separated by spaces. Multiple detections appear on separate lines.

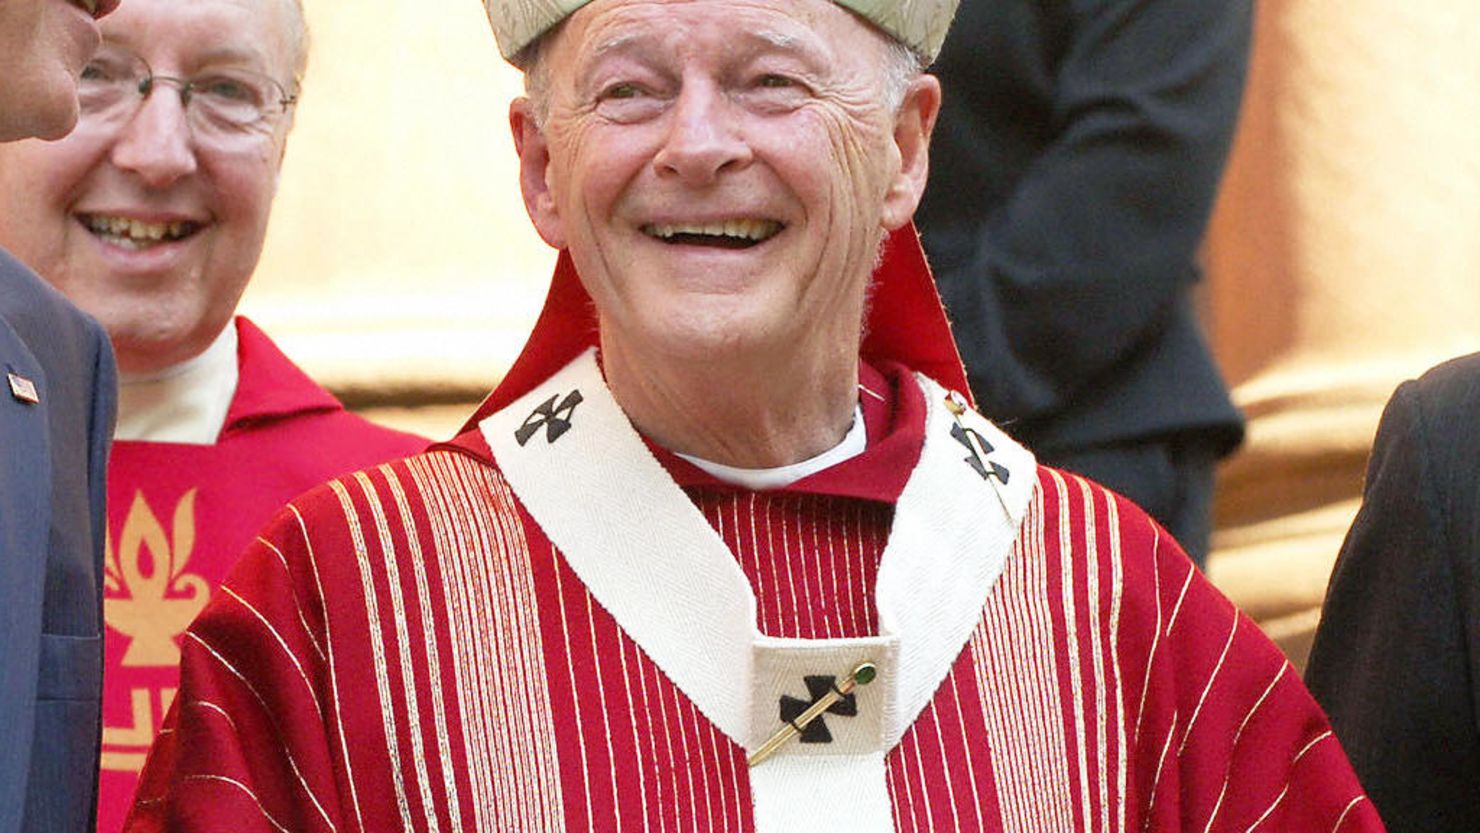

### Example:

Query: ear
xmin=879 ymin=74 xmax=941 ymax=231
xmin=510 ymin=97 xmax=567 ymax=250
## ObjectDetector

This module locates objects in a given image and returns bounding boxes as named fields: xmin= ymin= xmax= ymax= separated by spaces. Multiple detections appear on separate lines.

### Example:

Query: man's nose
xmin=653 ymin=81 xmax=753 ymax=185
xmin=109 ymin=90 xmax=199 ymax=188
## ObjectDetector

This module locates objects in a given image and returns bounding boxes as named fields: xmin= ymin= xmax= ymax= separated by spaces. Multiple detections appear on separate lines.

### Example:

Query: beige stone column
xmin=239 ymin=0 xmax=556 ymax=440
xmin=1204 ymin=0 xmax=1480 ymax=664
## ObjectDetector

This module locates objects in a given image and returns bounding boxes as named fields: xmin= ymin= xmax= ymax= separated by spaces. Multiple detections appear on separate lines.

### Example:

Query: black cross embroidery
xmin=515 ymin=390 xmax=584 ymax=446
xmin=778 ymin=675 xmax=858 ymax=743
xmin=951 ymin=423 xmax=1011 ymax=484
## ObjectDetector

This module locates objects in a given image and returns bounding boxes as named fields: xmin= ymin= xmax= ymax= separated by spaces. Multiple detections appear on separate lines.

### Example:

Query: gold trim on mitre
xmin=481 ymin=0 xmax=959 ymax=66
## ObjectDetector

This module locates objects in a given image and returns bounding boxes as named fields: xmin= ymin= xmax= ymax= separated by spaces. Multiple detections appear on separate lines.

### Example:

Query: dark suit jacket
xmin=1 ymin=250 xmax=116 ymax=833
xmin=1306 ymin=352 xmax=1480 ymax=831
xmin=916 ymin=0 xmax=1249 ymax=457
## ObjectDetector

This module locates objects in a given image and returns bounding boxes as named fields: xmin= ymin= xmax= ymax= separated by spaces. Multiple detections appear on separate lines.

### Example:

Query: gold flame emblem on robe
xmin=104 ymin=489 xmax=210 ymax=667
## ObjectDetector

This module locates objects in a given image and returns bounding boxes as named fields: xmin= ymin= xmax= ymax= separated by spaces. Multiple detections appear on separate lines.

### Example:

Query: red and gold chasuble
xmin=125 ymin=353 xmax=1381 ymax=832
xmin=126 ymin=233 xmax=1380 ymax=831
xmin=100 ymin=318 xmax=426 ymax=832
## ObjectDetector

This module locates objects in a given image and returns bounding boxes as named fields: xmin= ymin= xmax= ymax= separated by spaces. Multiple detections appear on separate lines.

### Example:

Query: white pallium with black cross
xmin=484 ymin=350 xmax=1035 ymax=832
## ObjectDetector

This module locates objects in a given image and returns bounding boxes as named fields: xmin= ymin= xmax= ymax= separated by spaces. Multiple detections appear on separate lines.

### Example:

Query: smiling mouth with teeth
xmin=80 ymin=215 xmax=203 ymax=251
xmin=642 ymin=219 xmax=784 ymax=249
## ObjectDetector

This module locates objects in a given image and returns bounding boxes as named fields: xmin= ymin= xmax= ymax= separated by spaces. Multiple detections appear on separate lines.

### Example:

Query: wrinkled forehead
xmin=486 ymin=0 xmax=957 ymax=67
xmin=547 ymin=0 xmax=868 ymax=71
xmin=98 ymin=0 xmax=303 ymax=79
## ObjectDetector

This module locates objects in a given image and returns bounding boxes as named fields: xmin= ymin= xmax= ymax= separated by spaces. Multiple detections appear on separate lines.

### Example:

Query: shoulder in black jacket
xmin=1307 ymin=351 xmax=1480 ymax=831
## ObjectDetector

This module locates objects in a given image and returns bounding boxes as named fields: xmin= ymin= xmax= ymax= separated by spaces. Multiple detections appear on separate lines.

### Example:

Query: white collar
xmin=116 ymin=324 xmax=239 ymax=444
xmin=481 ymin=349 xmax=1036 ymax=832
xmin=673 ymin=405 xmax=866 ymax=490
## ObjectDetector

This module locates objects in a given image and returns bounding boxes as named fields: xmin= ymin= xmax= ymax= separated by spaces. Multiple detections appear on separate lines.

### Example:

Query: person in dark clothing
xmin=1306 ymin=352 xmax=1480 ymax=832
xmin=915 ymin=0 xmax=1252 ymax=562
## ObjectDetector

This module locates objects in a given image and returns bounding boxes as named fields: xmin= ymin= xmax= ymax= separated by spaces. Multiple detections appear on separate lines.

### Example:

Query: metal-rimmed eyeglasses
xmin=77 ymin=45 xmax=298 ymax=144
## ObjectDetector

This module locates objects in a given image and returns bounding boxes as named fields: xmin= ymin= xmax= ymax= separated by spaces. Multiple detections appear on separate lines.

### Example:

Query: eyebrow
xmin=747 ymin=29 xmax=802 ymax=52
xmin=589 ymin=26 xmax=822 ymax=71
xmin=100 ymin=37 xmax=271 ymax=71
xmin=196 ymin=46 xmax=270 ymax=66
xmin=592 ymin=33 xmax=643 ymax=59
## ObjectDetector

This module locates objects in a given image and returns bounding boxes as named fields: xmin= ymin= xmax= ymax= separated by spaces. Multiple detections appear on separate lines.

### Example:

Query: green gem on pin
xmin=853 ymin=662 xmax=878 ymax=686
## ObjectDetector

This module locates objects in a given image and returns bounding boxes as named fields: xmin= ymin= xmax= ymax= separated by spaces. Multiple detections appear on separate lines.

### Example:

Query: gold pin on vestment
xmin=748 ymin=661 xmax=877 ymax=768
xmin=944 ymin=391 xmax=1014 ymax=518
xmin=8 ymin=372 xmax=39 ymax=404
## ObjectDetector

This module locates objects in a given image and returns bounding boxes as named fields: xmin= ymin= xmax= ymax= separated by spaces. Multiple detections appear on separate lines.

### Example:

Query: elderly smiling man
xmin=127 ymin=0 xmax=1380 ymax=830
xmin=0 ymin=0 xmax=425 ymax=828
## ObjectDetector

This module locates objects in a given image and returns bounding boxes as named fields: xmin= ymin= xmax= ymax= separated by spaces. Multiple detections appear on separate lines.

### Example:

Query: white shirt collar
xmin=115 ymin=324 xmax=240 ymax=445
xmin=673 ymin=405 xmax=867 ymax=490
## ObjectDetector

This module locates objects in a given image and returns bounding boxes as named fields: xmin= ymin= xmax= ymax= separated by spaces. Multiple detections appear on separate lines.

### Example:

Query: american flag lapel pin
xmin=8 ymin=372 xmax=39 ymax=404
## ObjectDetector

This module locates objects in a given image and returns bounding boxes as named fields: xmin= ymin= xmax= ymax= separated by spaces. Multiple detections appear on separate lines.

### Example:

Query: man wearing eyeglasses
xmin=0 ymin=0 xmax=424 ymax=829
xmin=1 ymin=0 xmax=118 ymax=830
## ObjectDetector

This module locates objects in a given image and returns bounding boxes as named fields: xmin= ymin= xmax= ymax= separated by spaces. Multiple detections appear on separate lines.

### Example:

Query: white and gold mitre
xmin=483 ymin=0 xmax=960 ymax=66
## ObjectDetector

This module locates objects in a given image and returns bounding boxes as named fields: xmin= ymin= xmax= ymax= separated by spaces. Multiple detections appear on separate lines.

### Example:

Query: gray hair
xmin=520 ymin=24 xmax=923 ymax=129
xmin=283 ymin=0 xmax=311 ymax=89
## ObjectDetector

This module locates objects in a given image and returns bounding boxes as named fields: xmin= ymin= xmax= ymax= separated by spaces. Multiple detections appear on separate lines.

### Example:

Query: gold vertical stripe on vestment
xmin=924 ymin=703 xmax=963 ymax=830
xmin=1331 ymin=796 xmax=1369 ymax=832
xmin=1145 ymin=710 xmax=1180 ymax=820
xmin=435 ymin=452 xmax=527 ymax=825
xmin=711 ymin=718 xmax=744 ymax=830
xmin=1032 ymin=481 xmax=1078 ymax=830
xmin=483 ymin=464 xmax=564 ymax=828
xmin=672 ymin=682 xmax=702 ymax=826
xmin=973 ymin=475 xmax=1077 ymax=829
xmin=1008 ymin=482 xmax=1068 ymax=826
xmin=414 ymin=454 xmax=500 ymax=824
xmin=1179 ymin=609 xmax=1240 ymax=757
xmin=806 ymin=506 xmax=831 ymax=638
xmin=218 ymin=585 xmax=324 ymax=722
xmin=891 ymin=729 xmax=922 ymax=828
xmin=417 ymin=454 xmax=502 ymax=823
xmin=685 ymin=698 xmax=718 ymax=828
xmin=255 ymin=534 xmax=327 ymax=663
xmin=330 ymin=479 xmax=416 ymax=830
xmin=1053 ymin=471 xmax=1094 ymax=829
xmin=614 ymin=635 xmax=654 ymax=832
xmin=1201 ymin=663 xmax=1292 ymax=833
xmin=946 ymin=665 xmax=988 ymax=830
xmin=1078 ymin=478 xmax=1111 ymax=831
xmin=1166 ymin=563 xmax=1195 ymax=637
xmin=490 ymin=462 xmax=568 ymax=831
xmin=1104 ymin=492 xmax=1129 ymax=831
xmin=382 ymin=465 xmax=467 ymax=833
xmin=180 ymin=773 xmax=295 ymax=833
xmin=1132 ymin=524 xmax=1164 ymax=747
xmin=185 ymin=699 xmax=240 ymax=735
xmin=547 ymin=538 xmax=596 ymax=823
xmin=291 ymin=505 xmax=367 ymax=831
xmin=1242 ymin=730 xmax=1334 ymax=832
xmin=351 ymin=470 xmax=443 ymax=832
xmin=182 ymin=631 xmax=337 ymax=830
xmin=410 ymin=453 xmax=566 ymax=830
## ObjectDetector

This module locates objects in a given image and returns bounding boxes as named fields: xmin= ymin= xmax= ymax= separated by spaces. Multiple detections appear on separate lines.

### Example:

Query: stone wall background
xmin=239 ymin=0 xmax=553 ymax=437
xmin=243 ymin=0 xmax=1480 ymax=667
xmin=1204 ymin=0 xmax=1480 ymax=665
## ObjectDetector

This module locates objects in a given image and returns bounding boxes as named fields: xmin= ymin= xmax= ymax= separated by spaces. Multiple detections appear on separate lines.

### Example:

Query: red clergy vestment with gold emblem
xmin=100 ymin=318 xmax=426 ymax=832
xmin=124 ymin=352 xmax=1381 ymax=832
